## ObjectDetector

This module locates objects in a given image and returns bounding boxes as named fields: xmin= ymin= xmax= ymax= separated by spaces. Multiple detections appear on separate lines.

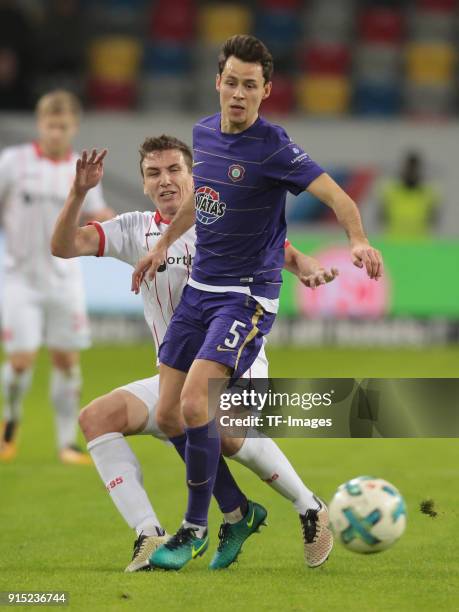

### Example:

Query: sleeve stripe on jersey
xmin=284 ymin=239 xmax=290 ymax=248
xmin=154 ymin=275 xmax=168 ymax=327
xmin=192 ymin=173 xmax=258 ymax=189
xmin=262 ymin=143 xmax=292 ymax=164
xmin=145 ymin=215 xmax=154 ymax=250
xmin=167 ymin=281 xmax=175 ymax=313
xmin=165 ymin=249 xmax=175 ymax=313
xmin=193 ymin=148 xmax=260 ymax=165
xmin=152 ymin=320 xmax=160 ymax=348
xmin=185 ymin=243 xmax=191 ymax=281
xmin=279 ymin=165 xmax=324 ymax=186
xmin=195 ymin=123 xmax=217 ymax=132
xmin=87 ymin=221 xmax=105 ymax=257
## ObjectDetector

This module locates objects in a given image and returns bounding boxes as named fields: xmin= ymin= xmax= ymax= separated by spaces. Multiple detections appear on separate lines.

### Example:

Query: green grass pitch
xmin=1 ymin=345 xmax=458 ymax=611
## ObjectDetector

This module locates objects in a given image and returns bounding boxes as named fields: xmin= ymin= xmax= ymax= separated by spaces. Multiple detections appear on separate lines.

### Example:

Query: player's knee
xmin=78 ymin=399 xmax=119 ymax=441
xmin=78 ymin=404 xmax=97 ymax=440
xmin=221 ymin=436 xmax=243 ymax=457
xmin=51 ymin=351 xmax=79 ymax=371
xmin=181 ymin=388 xmax=207 ymax=427
xmin=155 ymin=406 xmax=182 ymax=438
xmin=9 ymin=354 xmax=35 ymax=373
xmin=11 ymin=363 xmax=31 ymax=376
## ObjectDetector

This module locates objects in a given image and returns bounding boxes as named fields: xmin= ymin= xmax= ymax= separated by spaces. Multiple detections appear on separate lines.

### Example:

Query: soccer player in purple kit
xmin=132 ymin=35 xmax=383 ymax=571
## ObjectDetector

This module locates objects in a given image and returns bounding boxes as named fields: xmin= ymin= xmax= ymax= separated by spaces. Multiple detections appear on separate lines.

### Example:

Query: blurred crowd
xmin=0 ymin=0 xmax=458 ymax=116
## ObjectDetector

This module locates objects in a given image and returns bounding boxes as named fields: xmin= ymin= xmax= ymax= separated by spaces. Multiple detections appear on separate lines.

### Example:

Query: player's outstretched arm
xmin=306 ymin=173 xmax=383 ymax=280
xmin=284 ymin=243 xmax=339 ymax=289
xmin=131 ymin=190 xmax=195 ymax=294
xmin=51 ymin=149 xmax=107 ymax=258
xmin=81 ymin=206 xmax=115 ymax=224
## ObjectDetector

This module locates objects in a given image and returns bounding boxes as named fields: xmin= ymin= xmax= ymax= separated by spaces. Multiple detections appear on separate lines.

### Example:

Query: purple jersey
xmin=191 ymin=112 xmax=324 ymax=302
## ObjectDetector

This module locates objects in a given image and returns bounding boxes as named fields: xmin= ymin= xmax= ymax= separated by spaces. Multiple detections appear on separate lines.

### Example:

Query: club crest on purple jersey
xmin=195 ymin=185 xmax=226 ymax=225
xmin=228 ymin=164 xmax=245 ymax=182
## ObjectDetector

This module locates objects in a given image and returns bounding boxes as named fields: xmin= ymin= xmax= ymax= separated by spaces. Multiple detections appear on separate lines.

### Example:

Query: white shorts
xmin=120 ymin=345 xmax=269 ymax=438
xmin=119 ymin=374 xmax=167 ymax=439
xmin=1 ymin=278 xmax=91 ymax=353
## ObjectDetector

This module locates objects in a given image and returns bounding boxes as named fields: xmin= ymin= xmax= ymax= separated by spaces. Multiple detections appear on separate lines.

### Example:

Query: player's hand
xmin=351 ymin=242 xmax=383 ymax=280
xmin=299 ymin=267 xmax=339 ymax=289
xmin=74 ymin=149 xmax=107 ymax=196
xmin=131 ymin=243 xmax=167 ymax=294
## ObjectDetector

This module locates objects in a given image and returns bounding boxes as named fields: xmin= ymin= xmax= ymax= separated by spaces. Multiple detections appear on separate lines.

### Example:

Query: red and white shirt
xmin=94 ymin=210 xmax=195 ymax=355
xmin=0 ymin=142 xmax=106 ymax=288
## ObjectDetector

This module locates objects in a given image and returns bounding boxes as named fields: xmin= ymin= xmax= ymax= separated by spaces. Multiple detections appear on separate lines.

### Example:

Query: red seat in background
xmin=359 ymin=8 xmax=404 ymax=44
xmin=301 ymin=43 xmax=351 ymax=75
xmin=258 ymin=0 xmax=302 ymax=8
xmin=261 ymin=76 xmax=295 ymax=115
xmin=87 ymin=78 xmax=137 ymax=110
xmin=416 ymin=0 xmax=456 ymax=11
xmin=148 ymin=0 xmax=196 ymax=42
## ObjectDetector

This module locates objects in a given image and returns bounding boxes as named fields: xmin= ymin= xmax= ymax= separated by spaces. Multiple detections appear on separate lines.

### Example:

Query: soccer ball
xmin=329 ymin=476 xmax=407 ymax=553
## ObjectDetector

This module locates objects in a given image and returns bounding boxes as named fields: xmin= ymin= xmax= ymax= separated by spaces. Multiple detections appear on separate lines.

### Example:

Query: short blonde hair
xmin=36 ymin=90 xmax=82 ymax=117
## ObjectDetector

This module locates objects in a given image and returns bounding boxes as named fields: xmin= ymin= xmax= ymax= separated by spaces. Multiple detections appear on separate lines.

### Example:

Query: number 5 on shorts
xmin=223 ymin=320 xmax=247 ymax=349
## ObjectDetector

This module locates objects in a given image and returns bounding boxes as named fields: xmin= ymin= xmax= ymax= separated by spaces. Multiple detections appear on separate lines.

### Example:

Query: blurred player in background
xmin=0 ymin=90 xmax=113 ymax=464
xmin=51 ymin=138 xmax=338 ymax=572
xmin=380 ymin=150 xmax=440 ymax=240
xmin=133 ymin=35 xmax=383 ymax=571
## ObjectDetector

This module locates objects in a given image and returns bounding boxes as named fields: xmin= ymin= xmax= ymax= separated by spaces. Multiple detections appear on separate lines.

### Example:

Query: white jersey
xmin=0 ymin=142 xmax=106 ymax=288
xmin=95 ymin=210 xmax=268 ymax=375
xmin=94 ymin=210 xmax=195 ymax=354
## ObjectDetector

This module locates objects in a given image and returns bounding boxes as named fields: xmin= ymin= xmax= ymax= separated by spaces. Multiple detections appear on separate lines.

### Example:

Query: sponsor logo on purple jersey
xmin=195 ymin=186 xmax=226 ymax=225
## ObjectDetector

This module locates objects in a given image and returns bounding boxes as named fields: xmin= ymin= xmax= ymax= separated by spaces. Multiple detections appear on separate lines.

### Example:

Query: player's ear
xmin=262 ymin=81 xmax=272 ymax=101
xmin=216 ymin=74 xmax=221 ymax=93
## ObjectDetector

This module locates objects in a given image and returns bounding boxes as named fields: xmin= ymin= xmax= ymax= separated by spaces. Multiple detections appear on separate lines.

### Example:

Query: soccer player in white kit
xmin=51 ymin=136 xmax=338 ymax=571
xmin=0 ymin=90 xmax=113 ymax=464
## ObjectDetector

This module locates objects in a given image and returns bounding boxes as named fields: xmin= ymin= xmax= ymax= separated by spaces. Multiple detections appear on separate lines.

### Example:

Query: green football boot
xmin=209 ymin=500 xmax=267 ymax=570
xmin=149 ymin=526 xmax=209 ymax=570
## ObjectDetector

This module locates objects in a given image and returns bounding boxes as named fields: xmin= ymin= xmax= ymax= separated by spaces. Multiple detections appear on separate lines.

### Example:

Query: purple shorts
xmin=158 ymin=285 xmax=276 ymax=383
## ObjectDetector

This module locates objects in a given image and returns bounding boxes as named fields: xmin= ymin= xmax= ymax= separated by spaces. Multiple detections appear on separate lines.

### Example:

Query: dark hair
xmin=139 ymin=135 xmax=193 ymax=175
xmin=218 ymin=35 xmax=273 ymax=83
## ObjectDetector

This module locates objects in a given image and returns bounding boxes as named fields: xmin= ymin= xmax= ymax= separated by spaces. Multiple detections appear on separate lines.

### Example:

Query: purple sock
xmin=170 ymin=432 xmax=247 ymax=515
xmin=181 ymin=420 xmax=222 ymax=526
xmin=169 ymin=432 xmax=187 ymax=460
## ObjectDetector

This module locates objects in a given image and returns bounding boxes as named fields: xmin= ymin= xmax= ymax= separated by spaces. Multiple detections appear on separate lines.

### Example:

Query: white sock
xmin=87 ymin=432 xmax=163 ymax=536
xmin=50 ymin=366 xmax=81 ymax=449
xmin=229 ymin=435 xmax=319 ymax=514
xmin=1 ymin=362 xmax=33 ymax=422
xmin=223 ymin=507 xmax=244 ymax=524
xmin=182 ymin=520 xmax=207 ymax=538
